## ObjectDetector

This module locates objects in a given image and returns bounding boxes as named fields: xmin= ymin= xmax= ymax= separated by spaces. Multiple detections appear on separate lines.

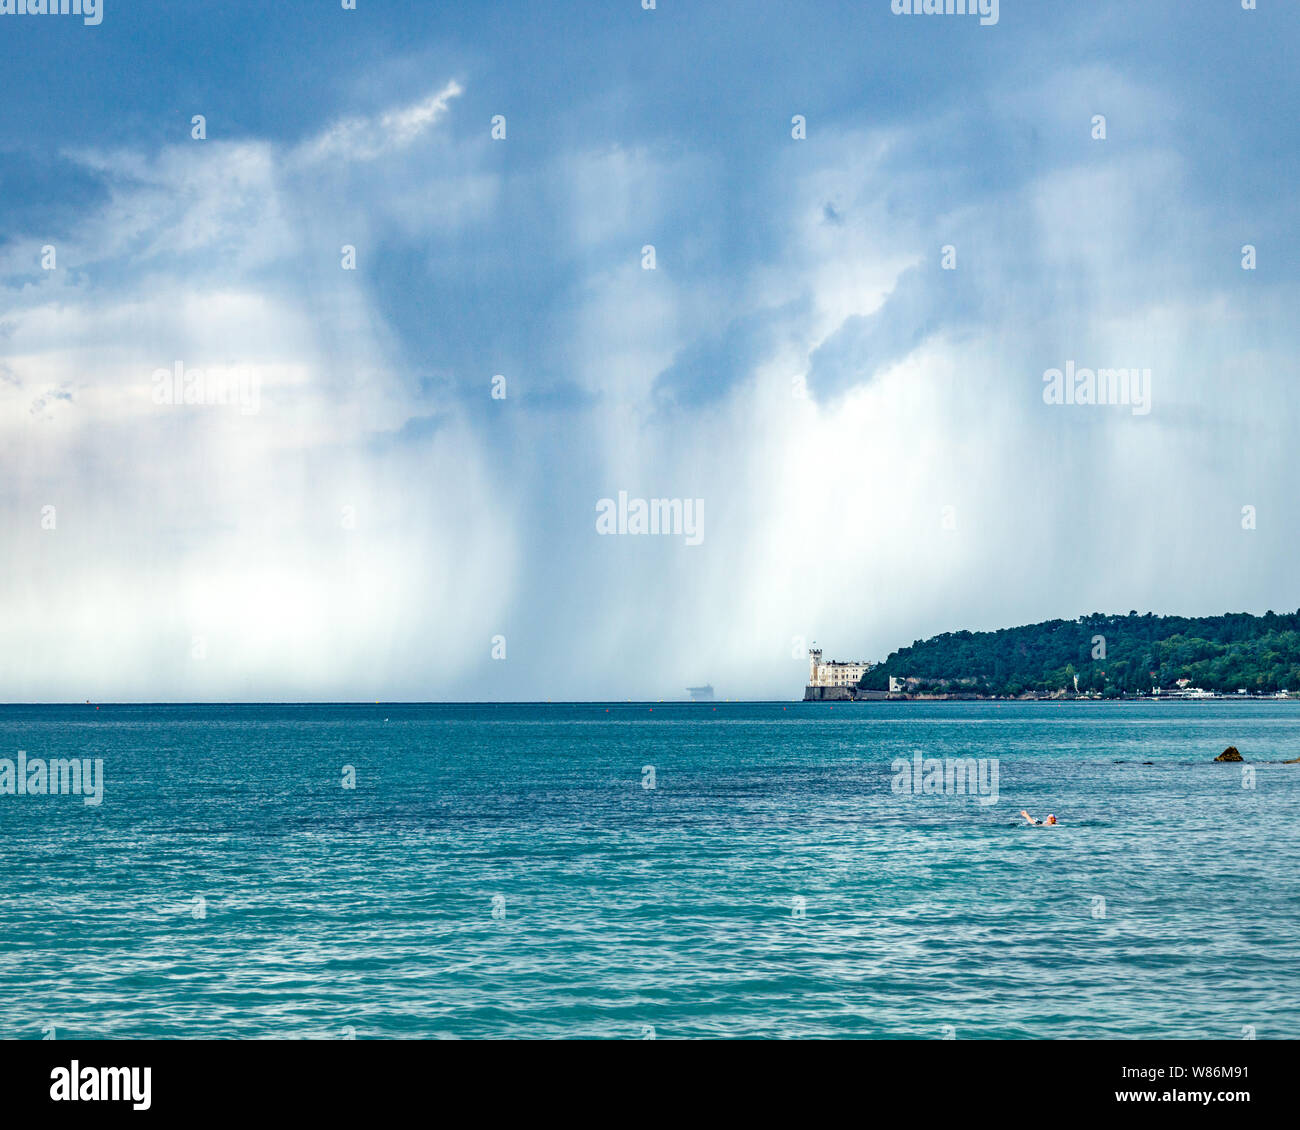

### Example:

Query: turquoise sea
xmin=1 ymin=701 xmax=1297 ymax=1040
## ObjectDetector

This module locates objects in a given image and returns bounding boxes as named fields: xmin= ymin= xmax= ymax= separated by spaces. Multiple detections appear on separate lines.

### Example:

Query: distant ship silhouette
xmin=686 ymin=685 xmax=714 ymax=702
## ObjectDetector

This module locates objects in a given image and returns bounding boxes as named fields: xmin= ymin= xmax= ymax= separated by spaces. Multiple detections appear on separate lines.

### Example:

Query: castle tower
xmin=808 ymin=647 xmax=823 ymax=686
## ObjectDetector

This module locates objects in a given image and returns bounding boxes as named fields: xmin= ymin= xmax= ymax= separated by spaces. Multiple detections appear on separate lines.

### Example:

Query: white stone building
xmin=807 ymin=648 xmax=873 ymax=688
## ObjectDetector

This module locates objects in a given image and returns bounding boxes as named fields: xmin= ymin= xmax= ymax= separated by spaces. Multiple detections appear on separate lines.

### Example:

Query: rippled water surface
xmin=1 ymin=701 xmax=1297 ymax=1039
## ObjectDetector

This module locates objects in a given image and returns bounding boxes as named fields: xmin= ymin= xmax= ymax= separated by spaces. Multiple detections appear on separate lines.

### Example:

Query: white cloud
xmin=0 ymin=81 xmax=527 ymax=701
xmin=294 ymin=80 xmax=463 ymax=166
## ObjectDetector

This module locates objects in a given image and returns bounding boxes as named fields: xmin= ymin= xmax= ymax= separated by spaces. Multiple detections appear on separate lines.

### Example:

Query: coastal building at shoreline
xmin=807 ymin=648 xmax=872 ymax=688
xmin=1151 ymin=684 xmax=1214 ymax=699
xmin=803 ymin=648 xmax=881 ymax=700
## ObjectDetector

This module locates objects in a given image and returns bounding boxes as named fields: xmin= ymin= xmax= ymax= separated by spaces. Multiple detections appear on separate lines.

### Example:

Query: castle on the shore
xmin=807 ymin=647 xmax=873 ymax=689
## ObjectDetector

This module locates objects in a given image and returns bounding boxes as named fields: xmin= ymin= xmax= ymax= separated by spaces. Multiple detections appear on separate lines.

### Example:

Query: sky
xmin=2 ymin=0 xmax=1298 ymax=702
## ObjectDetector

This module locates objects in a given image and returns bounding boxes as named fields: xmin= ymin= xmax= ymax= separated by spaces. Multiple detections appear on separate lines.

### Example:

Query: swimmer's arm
xmin=1020 ymin=810 xmax=1039 ymax=825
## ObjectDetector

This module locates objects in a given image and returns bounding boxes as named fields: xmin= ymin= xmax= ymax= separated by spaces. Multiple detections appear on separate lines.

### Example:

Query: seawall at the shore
xmin=803 ymin=686 xmax=893 ymax=701
xmin=802 ymin=686 xmax=1296 ymax=703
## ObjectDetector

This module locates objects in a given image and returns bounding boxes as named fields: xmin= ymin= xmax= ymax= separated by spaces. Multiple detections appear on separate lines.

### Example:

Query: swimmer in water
xmin=1020 ymin=810 xmax=1057 ymax=826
